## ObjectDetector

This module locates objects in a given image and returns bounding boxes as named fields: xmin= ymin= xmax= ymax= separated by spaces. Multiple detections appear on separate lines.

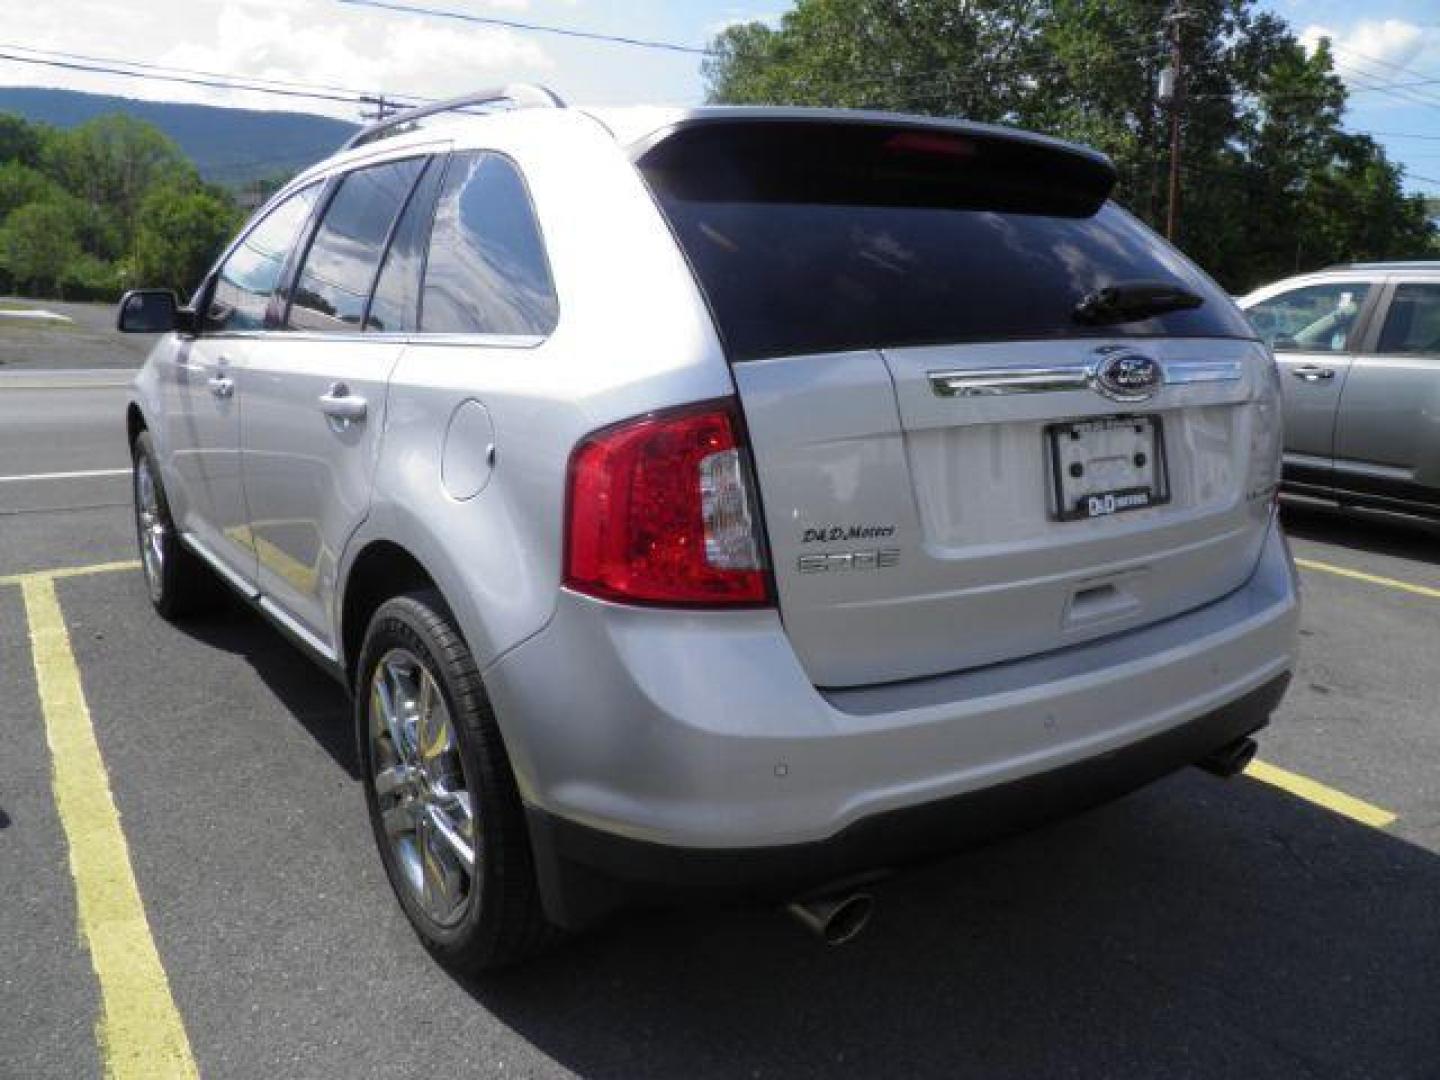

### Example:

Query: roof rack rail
xmin=1323 ymin=259 xmax=1440 ymax=271
xmin=341 ymin=83 xmax=566 ymax=151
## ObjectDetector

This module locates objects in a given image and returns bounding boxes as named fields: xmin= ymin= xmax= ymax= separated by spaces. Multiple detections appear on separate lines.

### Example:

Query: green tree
xmin=42 ymin=114 xmax=196 ymax=254
xmin=0 ymin=159 xmax=63 ymax=219
xmin=704 ymin=0 xmax=1436 ymax=291
xmin=0 ymin=199 xmax=83 ymax=296
xmin=0 ymin=113 xmax=42 ymax=166
xmin=0 ymin=111 xmax=243 ymax=299
xmin=705 ymin=0 xmax=1045 ymax=119
xmin=133 ymin=182 xmax=242 ymax=294
xmin=58 ymin=251 xmax=122 ymax=300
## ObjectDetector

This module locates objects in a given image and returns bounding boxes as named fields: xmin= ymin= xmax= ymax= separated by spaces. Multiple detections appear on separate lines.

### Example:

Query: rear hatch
xmin=638 ymin=117 xmax=1276 ymax=688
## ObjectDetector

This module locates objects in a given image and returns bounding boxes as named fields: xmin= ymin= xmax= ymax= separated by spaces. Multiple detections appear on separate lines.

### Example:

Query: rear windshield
xmin=638 ymin=121 xmax=1252 ymax=362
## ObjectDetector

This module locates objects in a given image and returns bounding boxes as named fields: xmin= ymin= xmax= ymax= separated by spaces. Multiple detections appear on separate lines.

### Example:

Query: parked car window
xmin=1245 ymin=283 xmax=1371 ymax=353
xmin=1376 ymin=284 xmax=1440 ymax=356
xmin=288 ymin=157 xmax=425 ymax=333
xmin=204 ymin=184 xmax=321 ymax=333
xmin=366 ymin=157 xmax=444 ymax=333
xmin=420 ymin=151 xmax=558 ymax=336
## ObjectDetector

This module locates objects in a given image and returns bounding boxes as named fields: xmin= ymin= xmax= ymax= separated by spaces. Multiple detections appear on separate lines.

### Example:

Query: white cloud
xmin=163 ymin=2 xmax=553 ymax=110
xmin=0 ymin=0 xmax=710 ymax=117
xmin=1300 ymin=18 xmax=1440 ymax=87
xmin=0 ymin=0 xmax=556 ymax=119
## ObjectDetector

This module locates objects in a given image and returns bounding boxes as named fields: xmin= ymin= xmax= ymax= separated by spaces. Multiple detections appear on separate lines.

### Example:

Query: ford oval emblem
xmin=1091 ymin=349 xmax=1163 ymax=402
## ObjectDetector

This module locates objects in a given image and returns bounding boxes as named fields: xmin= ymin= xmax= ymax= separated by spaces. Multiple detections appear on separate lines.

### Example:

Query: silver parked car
xmin=1241 ymin=262 xmax=1440 ymax=518
xmin=120 ymin=87 xmax=1298 ymax=969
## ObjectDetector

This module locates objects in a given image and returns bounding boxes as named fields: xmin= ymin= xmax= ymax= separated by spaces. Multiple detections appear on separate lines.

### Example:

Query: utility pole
xmin=1159 ymin=3 xmax=1189 ymax=243
xmin=359 ymin=94 xmax=400 ymax=122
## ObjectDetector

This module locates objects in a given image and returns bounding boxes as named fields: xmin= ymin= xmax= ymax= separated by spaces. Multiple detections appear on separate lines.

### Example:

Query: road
xmin=2 ymin=370 xmax=1438 ymax=1079
xmin=0 ymin=298 xmax=159 ymax=371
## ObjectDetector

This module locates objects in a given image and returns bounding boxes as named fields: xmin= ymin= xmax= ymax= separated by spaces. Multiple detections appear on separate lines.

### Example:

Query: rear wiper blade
xmin=1072 ymin=280 xmax=1204 ymax=326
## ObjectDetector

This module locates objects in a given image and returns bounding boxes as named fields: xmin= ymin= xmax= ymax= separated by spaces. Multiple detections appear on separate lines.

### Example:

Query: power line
xmin=1329 ymin=41 xmax=1440 ymax=79
xmin=0 ymin=42 xmax=413 ymax=103
xmin=1296 ymin=36 xmax=1440 ymax=109
xmin=1328 ymin=46 xmax=1440 ymax=111
xmin=1348 ymin=73 xmax=1440 ymax=94
xmin=7 ymin=33 xmax=1438 ymax=175
xmin=335 ymin=0 xmax=711 ymax=56
xmin=1363 ymin=129 xmax=1440 ymax=143
xmin=1341 ymin=69 xmax=1440 ymax=112
xmin=0 ymin=50 xmax=373 ymax=108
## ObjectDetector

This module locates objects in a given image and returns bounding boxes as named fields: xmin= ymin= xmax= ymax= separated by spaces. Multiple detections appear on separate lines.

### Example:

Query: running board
xmin=181 ymin=532 xmax=259 ymax=600
xmin=180 ymin=532 xmax=344 ymax=676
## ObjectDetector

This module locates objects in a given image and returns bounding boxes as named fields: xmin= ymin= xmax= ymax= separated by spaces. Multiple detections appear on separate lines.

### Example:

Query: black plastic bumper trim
xmin=524 ymin=671 xmax=1291 ymax=929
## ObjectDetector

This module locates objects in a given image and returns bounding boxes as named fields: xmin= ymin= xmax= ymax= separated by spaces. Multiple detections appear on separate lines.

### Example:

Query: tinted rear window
xmin=639 ymin=122 xmax=1251 ymax=361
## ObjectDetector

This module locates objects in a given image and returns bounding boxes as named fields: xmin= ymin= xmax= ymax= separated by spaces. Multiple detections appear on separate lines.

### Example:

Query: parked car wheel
xmin=131 ymin=431 xmax=218 ymax=618
xmin=356 ymin=591 xmax=556 ymax=971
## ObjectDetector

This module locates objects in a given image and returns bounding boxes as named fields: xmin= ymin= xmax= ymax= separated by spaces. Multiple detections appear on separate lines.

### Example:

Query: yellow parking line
xmin=1294 ymin=558 xmax=1440 ymax=601
xmin=0 ymin=559 xmax=139 ymax=588
xmin=20 ymin=574 xmax=198 ymax=1079
xmin=1245 ymin=759 xmax=1397 ymax=829
xmin=0 ymin=550 xmax=1401 ymax=1079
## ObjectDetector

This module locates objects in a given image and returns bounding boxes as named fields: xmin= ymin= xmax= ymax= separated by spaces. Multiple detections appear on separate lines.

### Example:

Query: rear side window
xmin=639 ymin=122 xmax=1252 ymax=361
xmin=367 ymin=157 xmax=444 ymax=333
xmin=288 ymin=157 xmax=425 ymax=332
xmin=421 ymin=151 xmax=557 ymax=336
xmin=1376 ymin=283 xmax=1440 ymax=356
xmin=204 ymin=184 xmax=319 ymax=332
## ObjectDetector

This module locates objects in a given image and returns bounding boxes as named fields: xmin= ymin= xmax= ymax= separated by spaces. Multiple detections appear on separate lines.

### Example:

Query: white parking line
xmin=0 ymin=468 xmax=130 ymax=484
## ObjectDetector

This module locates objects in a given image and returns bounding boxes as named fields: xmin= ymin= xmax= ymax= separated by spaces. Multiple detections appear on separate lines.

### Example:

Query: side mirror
xmin=1270 ymin=335 xmax=1297 ymax=352
xmin=117 ymin=289 xmax=195 ymax=334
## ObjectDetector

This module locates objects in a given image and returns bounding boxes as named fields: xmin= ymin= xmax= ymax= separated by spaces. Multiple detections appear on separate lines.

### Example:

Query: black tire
xmin=131 ymin=431 xmax=220 ymax=619
xmin=356 ymin=590 xmax=557 ymax=971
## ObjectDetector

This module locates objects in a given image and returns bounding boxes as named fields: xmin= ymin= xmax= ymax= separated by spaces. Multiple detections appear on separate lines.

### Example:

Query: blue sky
xmin=1260 ymin=0 xmax=1440 ymax=192
xmin=9 ymin=1 xmax=1440 ymax=194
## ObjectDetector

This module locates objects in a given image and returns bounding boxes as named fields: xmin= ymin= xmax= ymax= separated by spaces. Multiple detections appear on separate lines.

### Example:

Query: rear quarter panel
xmin=338 ymin=111 xmax=734 ymax=675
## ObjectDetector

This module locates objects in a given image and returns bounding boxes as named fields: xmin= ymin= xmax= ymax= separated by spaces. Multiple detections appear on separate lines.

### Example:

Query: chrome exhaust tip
xmin=1198 ymin=736 xmax=1258 ymax=779
xmin=786 ymin=891 xmax=874 ymax=945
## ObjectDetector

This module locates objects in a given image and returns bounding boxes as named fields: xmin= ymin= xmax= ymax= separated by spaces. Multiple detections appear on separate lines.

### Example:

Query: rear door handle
xmin=207 ymin=374 xmax=234 ymax=398
xmin=1290 ymin=365 xmax=1336 ymax=382
xmin=318 ymin=384 xmax=368 ymax=423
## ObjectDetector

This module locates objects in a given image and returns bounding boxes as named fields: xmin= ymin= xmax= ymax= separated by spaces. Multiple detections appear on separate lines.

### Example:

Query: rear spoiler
xmin=633 ymin=112 xmax=1117 ymax=218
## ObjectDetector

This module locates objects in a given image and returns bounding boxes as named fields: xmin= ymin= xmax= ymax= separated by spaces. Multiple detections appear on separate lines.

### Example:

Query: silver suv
xmin=1240 ymin=262 xmax=1440 ymax=518
xmin=120 ymin=87 xmax=1299 ymax=969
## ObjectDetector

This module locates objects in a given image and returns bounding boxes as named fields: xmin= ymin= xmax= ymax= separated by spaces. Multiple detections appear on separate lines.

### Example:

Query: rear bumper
xmin=527 ymin=672 xmax=1287 ymax=927
xmin=484 ymin=517 xmax=1299 ymax=927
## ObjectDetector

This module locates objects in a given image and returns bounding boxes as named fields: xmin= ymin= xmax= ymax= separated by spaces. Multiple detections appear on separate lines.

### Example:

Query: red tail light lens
xmin=564 ymin=400 xmax=772 ymax=606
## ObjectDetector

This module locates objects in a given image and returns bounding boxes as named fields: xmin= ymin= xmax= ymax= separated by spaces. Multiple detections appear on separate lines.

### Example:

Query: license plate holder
xmin=1047 ymin=415 xmax=1169 ymax=521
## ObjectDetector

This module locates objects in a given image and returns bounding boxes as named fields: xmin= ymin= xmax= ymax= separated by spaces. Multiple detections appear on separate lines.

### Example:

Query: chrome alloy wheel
xmin=369 ymin=648 xmax=478 ymax=927
xmin=134 ymin=455 xmax=166 ymax=601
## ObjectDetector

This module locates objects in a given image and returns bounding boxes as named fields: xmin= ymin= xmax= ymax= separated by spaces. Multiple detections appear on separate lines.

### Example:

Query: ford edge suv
xmin=119 ymin=87 xmax=1299 ymax=969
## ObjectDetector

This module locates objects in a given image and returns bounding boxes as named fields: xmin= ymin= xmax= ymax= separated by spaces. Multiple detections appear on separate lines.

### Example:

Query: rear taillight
xmin=564 ymin=400 xmax=772 ymax=606
xmin=1247 ymin=347 xmax=1283 ymax=503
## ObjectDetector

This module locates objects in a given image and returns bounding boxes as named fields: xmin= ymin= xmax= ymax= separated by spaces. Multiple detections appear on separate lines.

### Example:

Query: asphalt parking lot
xmin=2 ymin=369 xmax=1439 ymax=1079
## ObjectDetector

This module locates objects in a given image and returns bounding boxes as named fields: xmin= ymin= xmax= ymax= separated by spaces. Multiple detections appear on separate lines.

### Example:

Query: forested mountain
xmin=0 ymin=86 xmax=356 ymax=187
